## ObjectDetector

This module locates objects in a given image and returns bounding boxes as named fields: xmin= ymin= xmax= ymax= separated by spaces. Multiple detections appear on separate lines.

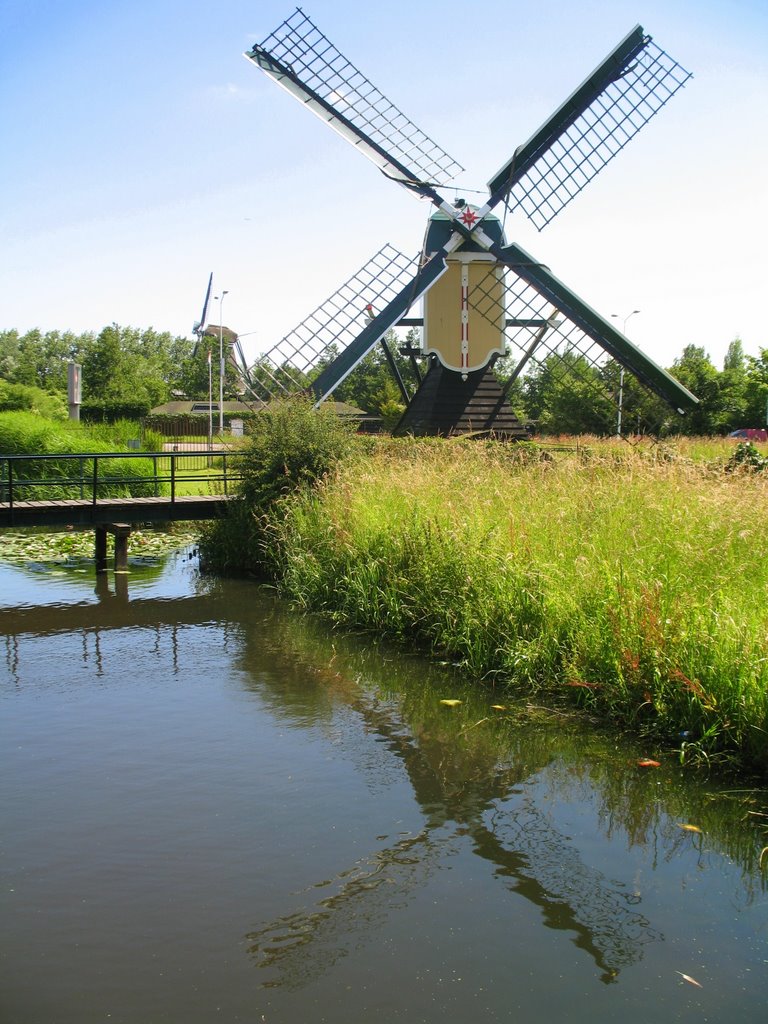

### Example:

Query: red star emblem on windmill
xmin=459 ymin=207 xmax=479 ymax=227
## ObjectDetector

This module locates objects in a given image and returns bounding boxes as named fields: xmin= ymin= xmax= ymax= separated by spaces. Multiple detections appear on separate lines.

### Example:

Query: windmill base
xmin=394 ymin=361 xmax=528 ymax=439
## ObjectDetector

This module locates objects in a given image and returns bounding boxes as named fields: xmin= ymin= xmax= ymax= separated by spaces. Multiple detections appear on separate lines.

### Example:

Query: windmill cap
xmin=424 ymin=207 xmax=505 ymax=254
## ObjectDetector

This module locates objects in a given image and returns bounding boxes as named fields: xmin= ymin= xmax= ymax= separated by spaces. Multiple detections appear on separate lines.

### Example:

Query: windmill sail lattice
xmin=248 ymin=8 xmax=464 ymax=192
xmin=488 ymin=28 xmax=693 ymax=229
xmin=251 ymin=245 xmax=420 ymax=401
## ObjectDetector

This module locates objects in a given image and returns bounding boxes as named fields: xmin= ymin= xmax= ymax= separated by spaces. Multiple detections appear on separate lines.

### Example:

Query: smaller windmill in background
xmin=191 ymin=273 xmax=264 ymax=414
xmin=241 ymin=8 xmax=699 ymax=438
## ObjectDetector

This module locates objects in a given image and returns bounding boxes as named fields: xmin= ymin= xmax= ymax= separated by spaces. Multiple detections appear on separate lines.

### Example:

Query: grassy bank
xmin=252 ymin=437 xmax=767 ymax=773
xmin=0 ymin=411 xmax=166 ymax=499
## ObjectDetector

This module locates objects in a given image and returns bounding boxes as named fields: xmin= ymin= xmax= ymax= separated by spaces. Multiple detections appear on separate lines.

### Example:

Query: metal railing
xmin=0 ymin=450 xmax=244 ymax=509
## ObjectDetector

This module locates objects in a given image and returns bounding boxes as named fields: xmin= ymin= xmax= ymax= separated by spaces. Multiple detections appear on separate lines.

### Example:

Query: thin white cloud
xmin=206 ymin=82 xmax=259 ymax=103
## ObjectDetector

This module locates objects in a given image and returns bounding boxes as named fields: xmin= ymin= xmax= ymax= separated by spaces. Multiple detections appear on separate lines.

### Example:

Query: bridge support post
xmin=112 ymin=525 xmax=131 ymax=573
xmin=95 ymin=527 xmax=108 ymax=574
xmin=95 ymin=523 xmax=132 ymax=574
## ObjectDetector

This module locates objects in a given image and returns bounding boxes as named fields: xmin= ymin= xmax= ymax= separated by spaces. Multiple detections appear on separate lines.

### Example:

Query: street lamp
xmin=611 ymin=310 xmax=641 ymax=336
xmin=214 ymin=291 xmax=229 ymax=434
xmin=610 ymin=310 xmax=640 ymax=437
xmin=207 ymin=346 xmax=213 ymax=450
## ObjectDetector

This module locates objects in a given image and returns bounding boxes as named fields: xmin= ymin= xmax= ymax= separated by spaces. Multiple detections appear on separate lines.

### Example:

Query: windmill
xmin=191 ymin=273 xmax=266 ymax=408
xmin=244 ymin=9 xmax=698 ymax=437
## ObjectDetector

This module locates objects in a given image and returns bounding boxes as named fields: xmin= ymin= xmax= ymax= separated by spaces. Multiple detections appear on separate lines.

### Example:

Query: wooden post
xmin=96 ymin=523 xmax=132 ymax=574
xmin=95 ymin=527 xmax=108 ymax=573
xmin=111 ymin=524 xmax=132 ymax=573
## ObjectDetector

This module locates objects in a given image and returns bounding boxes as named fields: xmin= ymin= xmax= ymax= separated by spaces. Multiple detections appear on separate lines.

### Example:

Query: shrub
xmin=726 ymin=441 xmax=768 ymax=472
xmin=0 ymin=381 xmax=67 ymax=419
xmin=199 ymin=399 xmax=356 ymax=574
xmin=80 ymin=400 xmax=152 ymax=422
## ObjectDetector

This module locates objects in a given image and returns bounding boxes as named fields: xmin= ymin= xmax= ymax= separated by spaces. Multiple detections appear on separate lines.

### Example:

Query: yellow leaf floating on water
xmin=439 ymin=699 xmax=462 ymax=707
xmin=677 ymin=823 xmax=703 ymax=834
xmin=676 ymin=971 xmax=703 ymax=988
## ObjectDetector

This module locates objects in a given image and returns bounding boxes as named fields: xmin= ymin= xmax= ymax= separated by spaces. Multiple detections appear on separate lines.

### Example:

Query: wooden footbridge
xmin=0 ymin=450 xmax=240 ymax=571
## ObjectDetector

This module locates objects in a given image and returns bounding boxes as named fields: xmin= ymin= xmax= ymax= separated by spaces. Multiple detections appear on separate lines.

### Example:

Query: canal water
xmin=1 ymin=550 xmax=766 ymax=1023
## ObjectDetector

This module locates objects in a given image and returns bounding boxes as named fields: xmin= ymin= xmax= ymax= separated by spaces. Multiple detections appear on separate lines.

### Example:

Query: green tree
xmin=82 ymin=325 xmax=125 ymax=400
xmin=523 ymin=350 xmax=615 ymax=435
xmin=0 ymin=330 xmax=21 ymax=382
xmin=309 ymin=329 xmax=420 ymax=417
xmin=0 ymin=328 xmax=95 ymax=392
xmin=724 ymin=337 xmax=745 ymax=373
xmin=667 ymin=345 xmax=722 ymax=435
xmin=492 ymin=350 xmax=529 ymax=424
xmin=352 ymin=329 xmax=419 ymax=415
xmin=717 ymin=338 xmax=749 ymax=432
xmin=742 ymin=349 xmax=768 ymax=429
xmin=176 ymin=347 xmax=214 ymax=401
xmin=249 ymin=355 xmax=310 ymax=402
xmin=79 ymin=324 xmax=196 ymax=408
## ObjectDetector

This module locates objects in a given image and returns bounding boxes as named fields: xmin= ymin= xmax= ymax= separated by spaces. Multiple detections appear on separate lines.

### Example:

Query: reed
xmin=271 ymin=439 xmax=768 ymax=772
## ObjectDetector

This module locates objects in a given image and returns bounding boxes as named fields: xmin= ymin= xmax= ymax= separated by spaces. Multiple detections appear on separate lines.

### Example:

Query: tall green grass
xmin=0 ymin=411 xmax=163 ymax=498
xmin=267 ymin=439 xmax=768 ymax=772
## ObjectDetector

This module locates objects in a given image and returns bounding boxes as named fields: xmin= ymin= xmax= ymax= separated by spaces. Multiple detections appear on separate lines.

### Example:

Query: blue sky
xmin=1 ymin=0 xmax=766 ymax=371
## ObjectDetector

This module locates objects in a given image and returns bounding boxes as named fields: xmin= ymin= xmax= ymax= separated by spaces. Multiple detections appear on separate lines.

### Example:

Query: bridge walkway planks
xmin=0 ymin=494 xmax=234 ymax=528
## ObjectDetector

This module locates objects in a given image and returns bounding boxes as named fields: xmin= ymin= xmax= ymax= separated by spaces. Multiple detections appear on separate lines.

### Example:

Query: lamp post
xmin=207 ymin=348 xmax=213 ymax=450
xmin=610 ymin=310 xmax=640 ymax=437
xmin=214 ymin=291 xmax=228 ymax=435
